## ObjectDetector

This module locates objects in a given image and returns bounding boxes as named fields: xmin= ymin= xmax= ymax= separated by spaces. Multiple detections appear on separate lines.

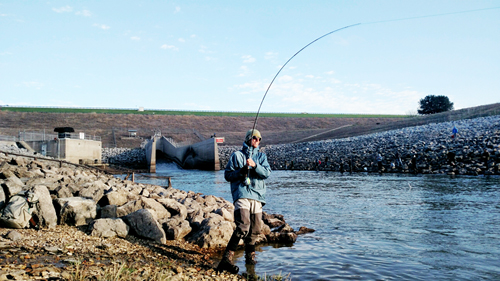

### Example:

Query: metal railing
xmin=0 ymin=135 xmax=17 ymax=141
xmin=17 ymin=131 xmax=101 ymax=142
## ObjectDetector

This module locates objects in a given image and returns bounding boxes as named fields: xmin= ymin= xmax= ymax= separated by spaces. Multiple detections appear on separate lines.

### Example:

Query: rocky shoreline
xmin=100 ymin=115 xmax=500 ymax=176
xmin=0 ymin=146 xmax=309 ymax=280
xmin=220 ymin=115 xmax=500 ymax=176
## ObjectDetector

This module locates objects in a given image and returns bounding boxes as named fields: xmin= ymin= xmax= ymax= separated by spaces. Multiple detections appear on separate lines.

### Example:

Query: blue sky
xmin=1 ymin=1 xmax=499 ymax=114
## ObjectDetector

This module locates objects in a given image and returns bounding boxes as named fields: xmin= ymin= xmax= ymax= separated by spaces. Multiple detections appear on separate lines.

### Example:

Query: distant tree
xmin=417 ymin=95 xmax=454 ymax=115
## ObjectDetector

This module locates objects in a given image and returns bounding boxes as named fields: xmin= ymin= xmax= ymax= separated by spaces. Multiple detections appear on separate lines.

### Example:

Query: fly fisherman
xmin=216 ymin=129 xmax=272 ymax=274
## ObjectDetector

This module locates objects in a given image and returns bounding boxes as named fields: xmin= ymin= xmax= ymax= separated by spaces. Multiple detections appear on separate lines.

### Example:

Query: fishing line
xmin=250 ymin=6 xmax=500 ymax=133
xmin=245 ymin=6 xmax=499 ymax=181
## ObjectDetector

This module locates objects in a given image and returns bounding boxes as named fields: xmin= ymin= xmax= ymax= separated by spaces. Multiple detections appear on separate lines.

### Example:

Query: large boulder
xmin=141 ymin=197 xmax=171 ymax=223
xmin=188 ymin=215 xmax=234 ymax=248
xmin=54 ymin=197 xmax=97 ymax=226
xmin=88 ymin=218 xmax=129 ymax=238
xmin=1 ymin=175 xmax=24 ymax=198
xmin=78 ymin=180 xmax=106 ymax=202
xmin=157 ymin=198 xmax=187 ymax=220
xmin=215 ymin=208 xmax=234 ymax=222
xmin=30 ymin=185 xmax=57 ymax=229
xmin=100 ymin=205 xmax=117 ymax=218
xmin=116 ymin=199 xmax=143 ymax=217
xmin=163 ymin=218 xmax=192 ymax=240
xmin=123 ymin=209 xmax=166 ymax=244
xmin=98 ymin=189 xmax=129 ymax=207
xmin=0 ymin=168 xmax=16 ymax=180
xmin=55 ymin=185 xmax=74 ymax=198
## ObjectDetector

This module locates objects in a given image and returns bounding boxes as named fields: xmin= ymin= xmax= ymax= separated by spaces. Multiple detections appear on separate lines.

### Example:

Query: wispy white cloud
xmin=0 ymin=51 xmax=13 ymax=56
xmin=175 ymin=6 xmax=181 ymax=13
xmin=231 ymin=81 xmax=266 ymax=95
xmin=327 ymin=77 xmax=342 ymax=84
xmin=238 ymin=65 xmax=250 ymax=77
xmin=278 ymin=75 xmax=293 ymax=82
xmin=161 ymin=44 xmax=179 ymax=51
xmin=233 ymin=76 xmax=422 ymax=114
xmin=178 ymin=38 xmax=185 ymax=43
xmin=198 ymin=45 xmax=209 ymax=53
xmin=131 ymin=36 xmax=141 ymax=41
xmin=264 ymin=51 xmax=278 ymax=60
xmin=23 ymin=81 xmax=43 ymax=90
xmin=75 ymin=9 xmax=92 ymax=17
xmin=93 ymin=24 xmax=110 ymax=30
xmin=52 ymin=6 xmax=73 ymax=13
xmin=242 ymin=55 xmax=255 ymax=63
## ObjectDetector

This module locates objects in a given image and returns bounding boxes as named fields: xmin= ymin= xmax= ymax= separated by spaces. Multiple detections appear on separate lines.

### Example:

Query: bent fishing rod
xmin=250 ymin=23 xmax=360 ymax=134
xmin=249 ymin=6 xmax=500 ymax=134
xmin=243 ymin=6 xmax=499 ymax=181
xmin=244 ymin=23 xmax=360 ymax=184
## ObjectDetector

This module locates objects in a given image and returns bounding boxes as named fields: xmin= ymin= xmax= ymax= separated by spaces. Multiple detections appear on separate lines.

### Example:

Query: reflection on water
xmin=133 ymin=162 xmax=500 ymax=280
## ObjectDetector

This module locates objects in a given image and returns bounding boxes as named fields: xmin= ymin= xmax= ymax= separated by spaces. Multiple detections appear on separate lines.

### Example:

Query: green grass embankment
xmin=0 ymin=106 xmax=406 ymax=118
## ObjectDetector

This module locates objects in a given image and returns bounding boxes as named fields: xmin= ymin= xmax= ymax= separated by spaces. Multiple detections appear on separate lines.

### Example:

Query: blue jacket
xmin=224 ymin=142 xmax=271 ymax=204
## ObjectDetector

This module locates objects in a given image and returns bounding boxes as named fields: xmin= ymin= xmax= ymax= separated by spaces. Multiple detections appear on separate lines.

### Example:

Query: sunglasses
xmin=252 ymin=136 xmax=262 ymax=141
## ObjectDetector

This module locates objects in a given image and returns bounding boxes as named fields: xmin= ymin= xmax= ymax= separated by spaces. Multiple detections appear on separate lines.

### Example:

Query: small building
xmin=20 ymin=128 xmax=102 ymax=165
xmin=128 ymin=130 xmax=138 ymax=137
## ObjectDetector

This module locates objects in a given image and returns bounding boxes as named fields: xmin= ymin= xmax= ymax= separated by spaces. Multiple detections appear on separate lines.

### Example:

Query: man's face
xmin=251 ymin=135 xmax=261 ymax=148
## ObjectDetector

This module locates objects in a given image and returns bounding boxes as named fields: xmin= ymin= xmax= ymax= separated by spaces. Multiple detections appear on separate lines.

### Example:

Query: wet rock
xmin=276 ymin=223 xmax=294 ymax=234
xmin=266 ymin=232 xmax=297 ymax=244
xmin=263 ymin=213 xmax=286 ymax=228
xmin=296 ymin=226 xmax=315 ymax=235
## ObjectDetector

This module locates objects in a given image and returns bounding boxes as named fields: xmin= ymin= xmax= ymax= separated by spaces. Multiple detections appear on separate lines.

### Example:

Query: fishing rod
xmin=244 ymin=6 xmax=499 ymax=181
xmin=249 ymin=6 xmax=500 ymax=133
xmin=245 ymin=23 xmax=360 ymax=185
xmin=250 ymin=23 xmax=360 ymax=133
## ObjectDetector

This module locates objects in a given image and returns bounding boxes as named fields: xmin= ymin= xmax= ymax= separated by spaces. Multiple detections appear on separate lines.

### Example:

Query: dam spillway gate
xmin=144 ymin=136 xmax=220 ymax=172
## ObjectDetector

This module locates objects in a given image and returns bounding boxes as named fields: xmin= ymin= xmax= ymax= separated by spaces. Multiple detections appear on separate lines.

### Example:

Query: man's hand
xmin=247 ymin=158 xmax=256 ymax=168
xmin=239 ymin=166 xmax=249 ymax=177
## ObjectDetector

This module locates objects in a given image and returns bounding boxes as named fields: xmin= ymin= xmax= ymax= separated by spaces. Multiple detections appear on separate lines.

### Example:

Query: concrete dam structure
xmin=144 ymin=136 xmax=220 ymax=172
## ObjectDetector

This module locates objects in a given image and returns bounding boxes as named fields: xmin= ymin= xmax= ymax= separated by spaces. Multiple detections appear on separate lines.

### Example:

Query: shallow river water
xmin=135 ymin=163 xmax=500 ymax=280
